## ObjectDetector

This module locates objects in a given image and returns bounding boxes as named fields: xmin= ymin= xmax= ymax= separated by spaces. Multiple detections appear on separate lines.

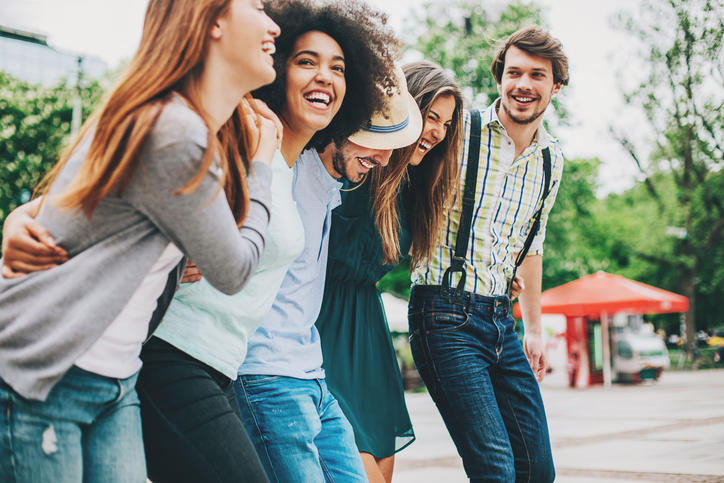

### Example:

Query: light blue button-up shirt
xmin=239 ymin=148 xmax=342 ymax=379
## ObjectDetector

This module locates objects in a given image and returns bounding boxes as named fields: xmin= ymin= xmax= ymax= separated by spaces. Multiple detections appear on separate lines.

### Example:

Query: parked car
xmin=613 ymin=333 xmax=670 ymax=382
xmin=707 ymin=327 xmax=724 ymax=348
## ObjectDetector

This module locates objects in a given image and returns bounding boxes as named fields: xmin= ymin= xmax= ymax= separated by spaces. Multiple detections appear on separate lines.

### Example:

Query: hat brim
xmin=347 ymin=92 xmax=423 ymax=151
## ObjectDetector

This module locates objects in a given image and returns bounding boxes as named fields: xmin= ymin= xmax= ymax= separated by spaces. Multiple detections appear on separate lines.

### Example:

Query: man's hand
xmin=523 ymin=333 xmax=547 ymax=382
xmin=180 ymin=259 xmax=202 ymax=283
xmin=517 ymin=255 xmax=545 ymax=382
xmin=509 ymin=274 xmax=524 ymax=300
xmin=2 ymin=202 xmax=67 ymax=279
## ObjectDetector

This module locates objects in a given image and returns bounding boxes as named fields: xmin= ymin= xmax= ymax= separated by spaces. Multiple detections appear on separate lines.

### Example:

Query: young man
xmin=409 ymin=26 xmax=569 ymax=482
xmin=233 ymin=80 xmax=422 ymax=481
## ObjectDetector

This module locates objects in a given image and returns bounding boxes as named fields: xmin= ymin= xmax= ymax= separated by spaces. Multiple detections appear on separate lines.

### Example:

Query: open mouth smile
xmin=303 ymin=90 xmax=333 ymax=109
xmin=417 ymin=138 xmax=435 ymax=154
xmin=261 ymin=40 xmax=276 ymax=55
xmin=357 ymin=157 xmax=378 ymax=170
xmin=512 ymin=94 xmax=537 ymax=106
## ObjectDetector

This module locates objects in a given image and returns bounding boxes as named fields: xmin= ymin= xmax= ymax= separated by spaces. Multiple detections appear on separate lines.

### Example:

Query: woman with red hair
xmin=0 ymin=1 xmax=280 ymax=480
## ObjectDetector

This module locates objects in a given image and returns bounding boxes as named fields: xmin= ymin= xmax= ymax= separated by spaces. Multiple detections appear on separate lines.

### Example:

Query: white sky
xmin=0 ymin=0 xmax=651 ymax=195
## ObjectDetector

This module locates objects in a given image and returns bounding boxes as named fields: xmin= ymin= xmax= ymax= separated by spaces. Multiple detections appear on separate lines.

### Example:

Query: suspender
xmin=440 ymin=110 xmax=481 ymax=303
xmin=439 ymin=110 xmax=553 ymax=302
xmin=505 ymin=147 xmax=552 ymax=297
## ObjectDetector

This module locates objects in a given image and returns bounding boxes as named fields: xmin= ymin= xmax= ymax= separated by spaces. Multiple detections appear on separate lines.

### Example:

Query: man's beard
xmin=501 ymin=99 xmax=546 ymax=125
xmin=332 ymin=149 xmax=365 ymax=182
xmin=331 ymin=149 xmax=348 ymax=179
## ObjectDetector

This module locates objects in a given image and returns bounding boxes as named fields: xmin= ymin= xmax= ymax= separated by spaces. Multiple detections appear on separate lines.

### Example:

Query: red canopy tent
xmin=513 ymin=271 xmax=689 ymax=387
xmin=513 ymin=271 xmax=689 ymax=318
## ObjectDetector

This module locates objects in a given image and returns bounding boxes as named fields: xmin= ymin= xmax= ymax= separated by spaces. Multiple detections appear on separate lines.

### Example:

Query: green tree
xmin=377 ymin=257 xmax=412 ymax=299
xmin=406 ymin=0 xmax=543 ymax=106
xmin=542 ymin=157 xmax=605 ymax=290
xmin=611 ymin=0 xmax=724 ymax=353
xmin=404 ymin=0 xmax=568 ymax=122
xmin=0 ymin=72 xmax=104 ymax=230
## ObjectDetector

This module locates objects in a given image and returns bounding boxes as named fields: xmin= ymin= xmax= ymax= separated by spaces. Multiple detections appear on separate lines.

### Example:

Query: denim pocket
xmin=240 ymin=375 xmax=282 ymax=388
xmin=428 ymin=308 xmax=470 ymax=333
xmin=411 ymin=301 xmax=471 ymax=335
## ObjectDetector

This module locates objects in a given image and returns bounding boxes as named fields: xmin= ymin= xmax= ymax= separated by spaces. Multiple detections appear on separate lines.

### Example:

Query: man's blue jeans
xmin=0 ymin=366 xmax=145 ymax=482
xmin=408 ymin=285 xmax=555 ymax=483
xmin=234 ymin=375 xmax=366 ymax=482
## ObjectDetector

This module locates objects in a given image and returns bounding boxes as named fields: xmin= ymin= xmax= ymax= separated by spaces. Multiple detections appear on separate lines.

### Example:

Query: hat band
xmin=360 ymin=116 xmax=409 ymax=134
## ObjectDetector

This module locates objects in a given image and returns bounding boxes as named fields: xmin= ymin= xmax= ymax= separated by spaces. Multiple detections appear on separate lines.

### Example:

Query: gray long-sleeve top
xmin=0 ymin=96 xmax=272 ymax=401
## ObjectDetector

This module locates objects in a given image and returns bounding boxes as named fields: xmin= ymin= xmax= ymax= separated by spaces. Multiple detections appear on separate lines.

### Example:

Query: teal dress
xmin=315 ymin=180 xmax=415 ymax=458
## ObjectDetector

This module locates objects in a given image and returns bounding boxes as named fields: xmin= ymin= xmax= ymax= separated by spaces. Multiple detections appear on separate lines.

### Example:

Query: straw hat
xmin=347 ymin=66 xmax=422 ymax=150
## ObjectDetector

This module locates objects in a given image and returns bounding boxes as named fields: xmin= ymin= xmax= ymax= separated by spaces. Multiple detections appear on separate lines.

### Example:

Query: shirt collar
xmin=305 ymin=148 xmax=343 ymax=191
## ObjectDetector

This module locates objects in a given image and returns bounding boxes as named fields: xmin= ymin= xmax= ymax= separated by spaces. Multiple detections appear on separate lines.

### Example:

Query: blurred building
xmin=0 ymin=24 xmax=107 ymax=85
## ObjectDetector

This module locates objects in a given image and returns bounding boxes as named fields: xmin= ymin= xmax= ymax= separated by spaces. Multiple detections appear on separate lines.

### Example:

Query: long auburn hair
xmin=37 ymin=0 xmax=253 ymax=224
xmin=369 ymin=60 xmax=464 ymax=267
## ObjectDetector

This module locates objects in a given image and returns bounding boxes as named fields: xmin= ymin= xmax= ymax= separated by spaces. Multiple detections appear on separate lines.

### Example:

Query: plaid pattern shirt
xmin=412 ymin=101 xmax=565 ymax=296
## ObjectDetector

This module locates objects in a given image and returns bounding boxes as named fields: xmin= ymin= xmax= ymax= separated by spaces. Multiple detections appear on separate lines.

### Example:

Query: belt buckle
xmin=440 ymin=257 xmax=466 ymax=304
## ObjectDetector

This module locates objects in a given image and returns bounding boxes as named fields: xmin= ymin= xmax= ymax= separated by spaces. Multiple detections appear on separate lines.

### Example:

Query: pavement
xmin=394 ymin=369 xmax=724 ymax=482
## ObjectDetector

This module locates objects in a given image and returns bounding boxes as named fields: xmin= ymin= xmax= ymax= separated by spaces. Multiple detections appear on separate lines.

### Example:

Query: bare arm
xmin=517 ymin=254 xmax=546 ymax=382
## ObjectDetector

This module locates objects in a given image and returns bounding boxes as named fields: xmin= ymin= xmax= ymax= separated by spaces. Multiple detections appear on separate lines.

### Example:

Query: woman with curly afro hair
xmin=254 ymin=0 xmax=399 ymax=156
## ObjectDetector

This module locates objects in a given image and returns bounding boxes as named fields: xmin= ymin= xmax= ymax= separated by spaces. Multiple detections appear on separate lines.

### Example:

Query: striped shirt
xmin=412 ymin=101 xmax=564 ymax=296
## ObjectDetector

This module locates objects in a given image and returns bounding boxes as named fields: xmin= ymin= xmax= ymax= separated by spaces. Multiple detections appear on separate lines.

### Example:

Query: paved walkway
xmin=395 ymin=369 xmax=724 ymax=482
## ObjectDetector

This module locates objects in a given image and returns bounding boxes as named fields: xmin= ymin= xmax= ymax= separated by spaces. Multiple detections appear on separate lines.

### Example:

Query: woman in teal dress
xmin=315 ymin=61 xmax=465 ymax=482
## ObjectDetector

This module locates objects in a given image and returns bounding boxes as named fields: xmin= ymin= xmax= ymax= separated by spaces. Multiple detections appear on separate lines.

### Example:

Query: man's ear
xmin=497 ymin=83 xmax=502 ymax=95
xmin=552 ymin=82 xmax=561 ymax=96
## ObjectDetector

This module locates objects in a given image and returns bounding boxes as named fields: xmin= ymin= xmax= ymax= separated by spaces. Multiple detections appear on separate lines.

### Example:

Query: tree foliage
xmin=541 ymin=157 xmax=604 ymax=290
xmin=0 ymin=72 xmax=104 ymax=228
xmin=404 ymin=0 xmax=569 ymax=121
xmin=406 ymin=0 xmax=543 ymax=106
xmin=611 ymin=0 xmax=724 ymax=349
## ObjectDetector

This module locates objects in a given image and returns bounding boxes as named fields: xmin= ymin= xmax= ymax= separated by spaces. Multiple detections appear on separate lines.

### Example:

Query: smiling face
xmin=408 ymin=94 xmax=456 ymax=167
xmin=213 ymin=0 xmax=280 ymax=90
xmin=330 ymin=141 xmax=392 ymax=182
xmin=282 ymin=30 xmax=346 ymax=134
xmin=497 ymin=45 xmax=561 ymax=126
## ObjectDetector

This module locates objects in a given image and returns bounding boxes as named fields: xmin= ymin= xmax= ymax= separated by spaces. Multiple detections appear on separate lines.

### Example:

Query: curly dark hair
xmin=254 ymin=0 xmax=400 ymax=151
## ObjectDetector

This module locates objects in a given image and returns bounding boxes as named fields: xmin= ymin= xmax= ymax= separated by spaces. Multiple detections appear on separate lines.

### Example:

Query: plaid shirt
xmin=412 ymin=101 xmax=564 ymax=296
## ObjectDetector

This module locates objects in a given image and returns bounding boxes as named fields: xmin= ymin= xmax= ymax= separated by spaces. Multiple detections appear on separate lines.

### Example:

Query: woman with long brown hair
xmin=0 ymin=0 xmax=280 ymax=480
xmin=315 ymin=60 xmax=465 ymax=482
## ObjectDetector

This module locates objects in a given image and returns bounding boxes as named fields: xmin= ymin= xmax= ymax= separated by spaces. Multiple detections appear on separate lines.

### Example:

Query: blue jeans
xmin=408 ymin=286 xmax=555 ymax=483
xmin=234 ymin=376 xmax=366 ymax=482
xmin=0 ymin=366 xmax=145 ymax=483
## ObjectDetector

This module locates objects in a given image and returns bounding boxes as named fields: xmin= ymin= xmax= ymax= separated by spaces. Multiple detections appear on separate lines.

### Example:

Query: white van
xmin=613 ymin=332 xmax=670 ymax=382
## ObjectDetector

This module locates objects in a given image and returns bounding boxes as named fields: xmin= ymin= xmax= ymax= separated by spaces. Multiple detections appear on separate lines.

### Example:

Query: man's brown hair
xmin=491 ymin=25 xmax=569 ymax=86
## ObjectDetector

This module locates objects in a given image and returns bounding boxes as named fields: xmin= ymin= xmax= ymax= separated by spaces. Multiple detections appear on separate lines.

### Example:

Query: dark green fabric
xmin=316 ymin=179 xmax=415 ymax=458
